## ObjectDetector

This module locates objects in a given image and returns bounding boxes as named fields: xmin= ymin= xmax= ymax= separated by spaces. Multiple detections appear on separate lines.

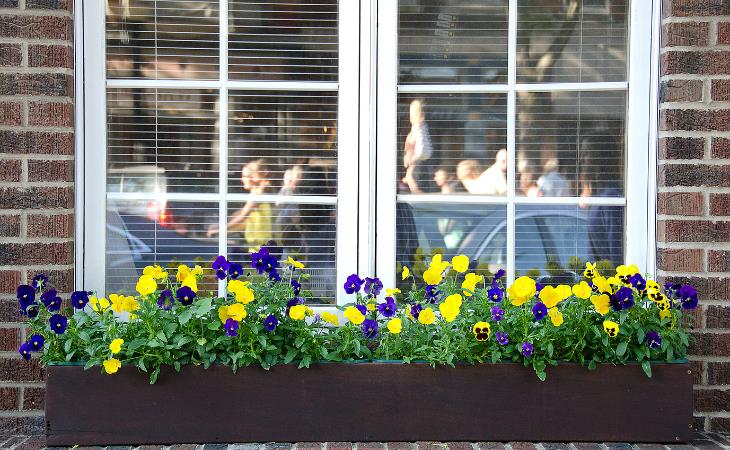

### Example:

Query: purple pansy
xmin=532 ymin=302 xmax=548 ymax=321
xmin=264 ymin=314 xmax=279 ymax=332
xmin=49 ymin=314 xmax=67 ymax=334
xmin=646 ymin=331 xmax=662 ymax=350
xmin=40 ymin=290 xmax=62 ymax=312
xmin=70 ymin=290 xmax=90 ymax=309
xmin=488 ymin=286 xmax=503 ymax=302
xmin=355 ymin=304 xmax=367 ymax=316
xmin=18 ymin=342 xmax=32 ymax=360
xmin=492 ymin=269 xmax=506 ymax=281
xmin=678 ymin=284 xmax=698 ymax=310
xmin=495 ymin=331 xmax=509 ymax=346
xmin=212 ymin=255 xmax=230 ymax=279
xmin=344 ymin=274 xmax=364 ymax=295
xmin=362 ymin=318 xmax=378 ymax=339
xmin=17 ymin=285 xmax=36 ymax=312
xmin=157 ymin=289 xmax=175 ymax=311
xmin=291 ymin=280 xmax=301 ymax=295
xmin=363 ymin=277 xmax=383 ymax=297
xmin=31 ymin=274 xmax=48 ymax=291
xmin=521 ymin=342 xmax=534 ymax=357
xmin=410 ymin=303 xmax=422 ymax=319
xmin=610 ymin=287 xmax=635 ymax=311
xmin=377 ymin=297 xmax=397 ymax=318
xmin=224 ymin=318 xmax=239 ymax=337
xmin=29 ymin=334 xmax=44 ymax=351
xmin=227 ymin=263 xmax=243 ymax=279
xmin=491 ymin=305 xmax=504 ymax=322
xmin=176 ymin=286 xmax=196 ymax=306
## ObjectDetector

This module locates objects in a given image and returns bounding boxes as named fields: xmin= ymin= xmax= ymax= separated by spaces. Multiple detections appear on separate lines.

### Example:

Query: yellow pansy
xmin=176 ymin=264 xmax=191 ymax=282
xmin=590 ymin=294 xmax=610 ymax=315
xmin=439 ymin=301 xmax=460 ymax=322
xmin=181 ymin=274 xmax=198 ymax=293
xmin=548 ymin=307 xmax=564 ymax=327
xmin=367 ymin=301 xmax=377 ymax=312
xmin=444 ymin=293 xmax=463 ymax=309
xmin=289 ymin=304 xmax=307 ymax=321
xmin=461 ymin=273 xmax=484 ymax=297
xmin=89 ymin=296 xmax=110 ymax=312
xmin=429 ymin=254 xmax=451 ymax=272
xmin=423 ymin=266 xmax=444 ymax=286
xmin=123 ymin=295 xmax=139 ymax=313
xmin=660 ymin=309 xmax=672 ymax=320
xmin=219 ymin=303 xmax=246 ymax=324
xmin=321 ymin=311 xmax=340 ymax=326
xmin=583 ymin=262 xmax=598 ymax=279
xmin=386 ymin=287 xmax=401 ymax=297
xmin=646 ymin=280 xmax=661 ymax=292
xmin=647 ymin=288 xmax=667 ymax=304
xmin=387 ymin=318 xmax=402 ymax=334
xmin=286 ymin=256 xmax=305 ymax=269
xmin=232 ymin=284 xmax=255 ymax=304
xmin=616 ymin=264 xmax=639 ymax=284
xmin=109 ymin=338 xmax=124 ymax=355
xmin=472 ymin=321 xmax=491 ymax=341
xmin=572 ymin=281 xmax=592 ymax=299
xmin=451 ymin=254 xmax=469 ymax=273
xmin=343 ymin=306 xmax=365 ymax=325
xmin=401 ymin=266 xmax=410 ymax=280
xmin=136 ymin=274 xmax=157 ymax=296
xmin=592 ymin=276 xmax=612 ymax=295
xmin=143 ymin=265 xmax=168 ymax=281
xmin=103 ymin=358 xmax=121 ymax=375
xmin=109 ymin=294 xmax=126 ymax=314
xmin=539 ymin=285 xmax=570 ymax=309
xmin=191 ymin=265 xmax=204 ymax=277
xmin=508 ymin=276 xmax=536 ymax=306
xmin=603 ymin=320 xmax=619 ymax=337
xmin=418 ymin=307 xmax=436 ymax=325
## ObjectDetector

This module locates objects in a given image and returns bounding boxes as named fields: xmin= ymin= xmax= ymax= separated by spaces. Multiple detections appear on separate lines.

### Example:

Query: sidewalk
xmin=1 ymin=434 xmax=729 ymax=450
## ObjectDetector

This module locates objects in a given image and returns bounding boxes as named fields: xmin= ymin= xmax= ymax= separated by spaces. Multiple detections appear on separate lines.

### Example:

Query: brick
xmin=0 ymin=15 xmax=72 ymax=40
xmin=0 ymin=327 xmax=20 ymax=352
xmin=660 ymin=164 xmax=730 ymax=187
xmin=662 ymin=51 xmax=730 ymax=76
xmin=711 ymin=138 xmax=730 ymax=159
xmin=660 ymin=79 xmax=703 ymax=102
xmin=0 ymin=215 xmax=21 ymax=238
xmin=0 ymin=242 xmax=73 ymax=265
xmin=29 ymin=268 xmax=74 ymax=293
xmin=719 ymin=22 xmax=730 ymax=45
xmin=657 ymin=192 xmax=704 ymax=216
xmin=27 ymin=213 xmax=74 ymax=238
xmin=0 ymin=299 xmax=22 ymax=322
xmin=0 ymin=416 xmax=44 ymax=435
xmin=0 ymin=187 xmax=73 ymax=209
xmin=694 ymin=388 xmax=730 ymax=411
xmin=661 ymin=109 xmax=730 ymax=131
xmin=657 ymin=248 xmax=704 ymax=272
xmin=658 ymin=220 xmax=730 ymax=242
xmin=690 ymin=332 xmax=730 ymax=356
xmin=446 ymin=444 xmax=473 ymax=450
xmin=0 ymin=357 xmax=45 ymax=382
xmin=662 ymin=276 xmax=730 ymax=301
xmin=26 ymin=0 xmax=72 ymax=10
xmin=0 ymin=387 xmax=18 ymax=411
xmin=28 ymin=159 xmax=74 ymax=183
xmin=711 ymin=80 xmax=730 ymax=102
xmin=667 ymin=0 xmax=730 ymax=17
xmin=28 ymin=102 xmax=74 ymax=127
xmin=13 ymin=435 xmax=47 ymax=450
xmin=28 ymin=44 xmax=73 ymax=68
xmin=707 ymin=362 xmax=730 ymax=385
xmin=710 ymin=194 xmax=730 ymax=216
xmin=325 ymin=444 xmax=351 ymax=450
xmin=22 ymin=387 xmax=44 ymax=410
xmin=709 ymin=417 xmax=730 ymax=432
xmin=0 ymin=131 xmax=74 ymax=155
xmin=659 ymin=137 xmax=705 ymax=160
xmin=0 ymin=271 xmax=20 ymax=294
xmin=355 ymin=444 xmax=383 ymax=450
xmin=706 ymin=305 xmax=730 ymax=328
xmin=0 ymin=43 xmax=21 ymax=66
xmin=662 ymin=22 xmax=709 ymax=47
xmin=0 ymin=159 xmax=21 ymax=182
xmin=708 ymin=250 xmax=730 ymax=272
xmin=0 ymin=102 xmax=22 ymax=126
xmin=0 ymin=73 xmax=73 ymax=97
xmin=689 ymin=360 xmax=703 ymax=385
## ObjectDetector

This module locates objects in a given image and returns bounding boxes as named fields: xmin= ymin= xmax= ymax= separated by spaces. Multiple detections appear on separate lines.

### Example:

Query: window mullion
xmin=506 ymin=0 xmax=517 ymax=285
xmin=217 ymin=0 xmax=229 ymax=298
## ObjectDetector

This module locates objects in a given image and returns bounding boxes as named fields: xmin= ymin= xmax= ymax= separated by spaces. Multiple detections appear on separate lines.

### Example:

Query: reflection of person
xmin=433 ymin=167 xmax=461 ymax=194
xmin=276 ymin=165 xmax=303 ymax=205
xmin=456 ymin=159 xmax=484 ymax=193
xmin=517 ymin=151 xmax=540 ymax=197
xmin=537 ymin=158 xmax=570 ymax=196
xmin=455 ymin=149 xmax=507 ymax=195
xmin=207 ymin=159 xmax=273 ymax=252
xmin=578 ymin=135 xmax=624 ymax=265
xmin=402 ymin=99 xmax=433 ymax=194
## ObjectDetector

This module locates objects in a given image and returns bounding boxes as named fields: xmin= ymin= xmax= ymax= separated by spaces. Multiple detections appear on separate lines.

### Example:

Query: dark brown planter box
xmin=46 ymin=362 xmax=693 ymax=446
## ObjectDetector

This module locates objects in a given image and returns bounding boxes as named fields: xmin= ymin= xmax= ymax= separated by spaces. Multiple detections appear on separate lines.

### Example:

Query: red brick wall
xmin=659 ymin=0 xmax=730 ymax=433
xmin=0 ymin=0 xmax=74 ymax=435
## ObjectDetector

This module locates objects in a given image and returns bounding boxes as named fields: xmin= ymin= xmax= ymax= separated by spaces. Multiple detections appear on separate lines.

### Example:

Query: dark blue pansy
xmin=362 ymin=318 xmax=378 ymax=339
xmin=410 ymin=303 xmax=422 ymax=319
xmin=250 ymin=248 xmax=269 ymax=274
xmin=49 ymin=314 xmax=67 ymax=334
xmin=29 ymin=334 xmax=44 ymax=351
xmin=70 ymin=290 xmax=90 ymax=309
xmin=18 ymin=342 xmax=32 ymax=360
xmin=157 ymin=289 xmax=175 ymax=310
xmin=377 ymin=297 xmax=397 ymax=318
xmin=532 ymin=302 xmax=548 ymax=321
xmin=611 ymin=286 xmax=635 ymax=311
xmin=224 ymin=318 xmax=239 ymax=337
xmin=488 ymin=286 xmax=503 ymax=302
xmin=425 ymin=285 xmax=439 ymax=303
xmin=286 ymin=297 xmax=303 ymax=314
xmin=521 ymin=342 xmax=534 ymax=357
xmin=17 ymin=285 xmax=35 ymax=311
xmin=495 ymin=331 xmax=509 ymax=346
xmin=264 ymin=314 xmax=279 ymax=332
xmin=291 ymin=280 xmax=301 ymax=295
xmin=363 ymin=277 xmax=383 ymax=297
xmin=227 ymin=263 xmax=243 ymax=279
xmin=492 ymin=269 xmax=506 ymax=282
xmin=176 ymin=286 xmax=196 ymax=306
xmin=491 ymin=305 xmax=504 ymax=322
xmin=40 ymin=290 xmax=62 ymax=312
xmin=268 ymin=269 xmax=281 ymax=282
xmin=25 ymin=305 xmax=39 ymax=319
xmin=31 ymin=274 xmax=48 ymax=291
xmin=646 ymin=331 xmax=662 ymax=350
xmin=355 ymin=304 xmax=367 ymax=316
xmin=629 ymin=273 xmax=646 ymax=291
xmin=212 ymin=255 xmax=230 ymax=279
xmin=535 ymin=283 xmax=545 ymax=293
xmin=678 ymin=284 xmax=698 ymax=310
xmin=344 ymin=274 xmax=363 ymax=294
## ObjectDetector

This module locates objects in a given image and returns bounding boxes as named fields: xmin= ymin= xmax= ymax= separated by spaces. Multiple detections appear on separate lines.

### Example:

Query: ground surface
xmin=0 ymin=434 xmax=728 ymax=450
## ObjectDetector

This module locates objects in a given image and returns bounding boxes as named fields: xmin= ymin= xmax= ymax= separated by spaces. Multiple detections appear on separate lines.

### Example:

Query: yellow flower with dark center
xmin=647 ymin=288 xmax=666 ymax=304
xmin=89 ymin=296 xmax=110 ymax=312
xmin=603 ymin=320 xmax=619 ymax=337
xmin=461 ymin=273 xmax=483 ymax=297
xmin=508 ymin=276 xmax=536 ymax=306
xmin=343 ymin=306 xmax=365 ymax=325
xmin=646 ymin=280 xmax=660 ymax=292
xmin=191 ymin=265 xmax=204 ymax=277
xmin=592 ymin=276 xmax=612 ymax=295
xmin=590 ymin=294 xmax=610 ymax=315
xmin=401 ymin=266 xmax=410 ymax=280
xmin=103 ymin=358 xmax=121 ymax=375
xmin=289 ymin=304 xmax=307 ymax=321
xmin=451 ymin=254 xmax=469 ymax=273
xmin=583 ymin=262 xmax=598 ymax=279
xmin=143 ymin=265 xmax=168 ymax=281
xmin=660 ymin=309 xmax=671 ymax=320
xmin=321 ymin=311 xmax=339 ymax=326
xmin=219 ymin=303 xmax=246 ymax=324
xmin=548 ymin=307 xmax=564 ymax=327
xmin=387 ymin=318 xmax=402 ymax=334
xmin=136 ymin=275 xmax=157 ymax=296
xmin=109 ymin=338 xmax=124 ymax=355
xmin=176 ymin=264 xmax=191 ymax=282
xmin=615 ymin=264 xmax=639 ymax=284
xmin=472 ymin=321 xmax=491 ymax=341
xmin=418 ymin=307 xmax=436 ymax=325
xmin=423 ymin=266 xmax=443 ymax=286
xmin=286 ymin=256 xmax=305 ymax=269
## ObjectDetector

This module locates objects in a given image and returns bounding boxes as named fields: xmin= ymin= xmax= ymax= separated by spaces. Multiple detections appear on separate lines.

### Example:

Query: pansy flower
xmin=610 ymin=287 xmax=635 ymax=311
xmin=363 ymin=277 xmax=383 ymax=297
xmin=491 ymin=305 xmax=504 ymax=322
xmin=157 ymin=289 xmax=175 ymax=310
xmin=492 ymin=268 xmax=506 ymax=282
xmin=49 ymin=314 xmax=67 ymax=334
xmin=227 ymin=263 xmax=243 ymax=279
xmin=418 ymin=307 xmax=436 ymax=325
xmin=176 ymin=286 xmax=196 ymax=306
xmin=224 ymin=318 xmax=239 ymax=337
xmin=264 ymin=314 xmax=279 ymax=332
xmin=31 ymin=274 xmax=48 ymax=291
xmin=603 ymin=320 xmax=619 ymax=337
xmin=488 ymin=286 xmax=503 ymax=302
xmin=40 ymin=290 xmax=62 ymax=312
xmin=291 ymin=280 xmax=301 ymax=295
xmin=17 ymin=285 xmax=36 ymax=312
xmin=343 ymin=306 xmax=365 ymax=324
xmin=362 ymin=318 xmax=378 ymax=339
xmin=646 ymin=331 xmax=662 ymax=350
xmin=213 ymin=255 xmax=231 ymax=279
xmin=678 ymin=284 xmax=698 ymax=310
xmin=29 ymin=334 xmax=44 ymax=352
xmin=355 ymin=303 xmax=367 ymax=316
xmin=25 ymin=305 xmax=39 ymax=319
xmin=344 ymin=274 xmax=364 ymax=294
xmin=472 ymin=321 xmax=491 ymax=341
xmin=583 ymin=262 xmax=597 ymax=279
xmin=70 ymin=290 xmax=90 ymax=309
xmin=18 ymin=342 xmax=32 ymax=360
xmin=409 ymin=303 xmax=422 ymax=320
xmin=377 ymin=297 xmax=397 ymax=318
xmin=532 ymin=302 xmax=548 ymax=321
xmin=268 ymin=270 xmax=282 ymax=282
xmin=629 ymin=273 xmax=646 ymax=292
xmin=286 ymin=297 xmax=303 ymax=314
xmin=495 ymin=331 xmax=509 ymax=346
xmin=521 ymin=342 xmax=534 ymax=357
xmin=425 ymin=285 xmax=439 ymax=303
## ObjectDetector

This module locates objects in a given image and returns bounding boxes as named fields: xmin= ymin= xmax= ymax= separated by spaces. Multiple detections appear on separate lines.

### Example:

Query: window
xmin=79 ymin=0 xmax=656 ymax=303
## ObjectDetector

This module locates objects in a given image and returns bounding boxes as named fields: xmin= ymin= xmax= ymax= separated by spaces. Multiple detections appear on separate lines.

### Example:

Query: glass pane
xmin=514 ymin=204 xmax=624 ymax=281
xmin=106 ymin=202 xmax=220 ymax=294
xmin=107 ymin=88 xmax=219 ymax=194
xmin=106 ymin=0 xmax=219 ymax=80
xmin=397 ymin=93 xmax=507 ymax=195
xmin=229 ymin=0 xmax=338 ymax=82
xmin=516 ymin=0 xmax=628 ymax=84
xmin=515 ymin=90 xmax=625 ymax=197
xmin=396 ymin=202 xmax=507 ymax=283
xmin=228 ymin=90 xmax=338 ymax=196
xmin=225 ymin=202 xmax=337 ymax=304
xmin=399 ymin=0 xmax=508 ymax=84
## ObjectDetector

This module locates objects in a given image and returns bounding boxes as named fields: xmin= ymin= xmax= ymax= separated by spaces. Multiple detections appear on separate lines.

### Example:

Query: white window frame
xmin=74 ymin=0 xmax=661 ymax=304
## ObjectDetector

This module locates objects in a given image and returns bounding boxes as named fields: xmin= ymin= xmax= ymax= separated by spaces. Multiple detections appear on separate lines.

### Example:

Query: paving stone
xmin=357 ymin=443 xmax=385 ymax=450
xmin=445 ymin=443 xmax=473 ymax=450
xmin=475 ymin=443 xmax=506 ymax=450
xmin=541 ymin=444 xmax=569 ymax=450
xmin=605 ymin=444 xmax=633 ymax=450
xmin=326 ymin=443 xmax=353 ymax=450
xmin=168 ymin=445 xmax=200 ymax=450
xmin=264 ymin=444 xmax=293 ymax=450
xmin=570 ymin=443 xmax=602 ymax=450
xmin=201 ymin=445 xmax=228 ymax=450
xmin=415 ymin=442 xmax=446 ymax=450
xmin=632 ymin=444 xmax=666 ymax=450
xmin=508 ymin=443 xmax=537 ymax=450
xmin=295 ymin=443 xmax=322 ymax=450
xmin=386 ymin=443 xmax=415 ymax=450
xmin=690 ymin=439 xmax=723 ymax=449
xmin=231 ymin=444 xmax=264 ymax=450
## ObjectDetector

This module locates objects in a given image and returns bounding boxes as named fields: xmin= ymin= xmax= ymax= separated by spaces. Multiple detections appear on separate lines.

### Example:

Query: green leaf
xmin=546 ymin=342 xmax=554 ymax=358
xmin=284 ymin=348 xmax=298 ymax=364
xmin=641 ymin=361 xmax=652 ymax=378
xmin=536 ymin=370 xmax=547 ymax=382
xmin=636 ymin=328 xmax=645 ymax=344
xmin=156 ymin=330 xmax=167 ymax=343
xmin=294 ymin=337 xmax=305 ymax=348
xmin=616 ymin=341 xmax=628 ymax=357
xmin=149 ymin=367 xmax=160 ymax=384
xmin=587 ymin=360 xmax=597 ymax=371
xmin=667 ymin=346 xmax=674 ymax=362
xmin=178 ymin=309 xmax=193 ymax=325
xmin=83 ymin=360 xmax=95 ymax=370
xmin=207 ymin=321 xmax=221 ymax=331
xmin=194 ymin=298 xmax=213 ymax=317
xmin=196 ymin=337 xmax=207 ymax=346
xmin=127 ymin=338 xmax=147 ymax=353
xmin=64 ymin=338 xmax=72 ymax=353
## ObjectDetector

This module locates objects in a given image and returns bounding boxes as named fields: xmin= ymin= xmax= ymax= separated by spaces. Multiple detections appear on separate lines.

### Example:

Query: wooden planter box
xmin=46 ymin=362 xmax=693 ymax=446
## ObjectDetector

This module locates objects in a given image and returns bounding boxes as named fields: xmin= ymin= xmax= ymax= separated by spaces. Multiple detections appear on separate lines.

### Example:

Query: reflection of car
xmin=108 ymin=165 xmax=168 ymax=224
